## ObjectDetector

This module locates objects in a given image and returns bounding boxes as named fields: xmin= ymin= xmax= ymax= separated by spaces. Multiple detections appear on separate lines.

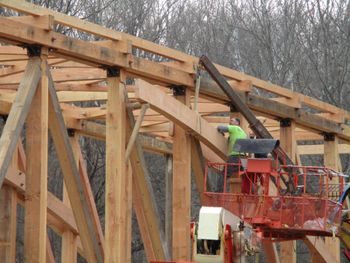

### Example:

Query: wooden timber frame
xmin=0 ymin=1 xmax=348 ymax=262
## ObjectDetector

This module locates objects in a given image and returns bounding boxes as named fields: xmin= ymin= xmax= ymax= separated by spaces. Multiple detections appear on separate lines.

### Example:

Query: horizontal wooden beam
xmin=199 ymin=79 xmax=350 ymax=142
xmin=0 ymin=17 xmax=194 ymax=87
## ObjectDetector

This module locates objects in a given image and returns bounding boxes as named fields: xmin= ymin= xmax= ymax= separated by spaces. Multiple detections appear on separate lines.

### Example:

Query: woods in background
xmin=2 ymin=0 xmax=350 ymax=262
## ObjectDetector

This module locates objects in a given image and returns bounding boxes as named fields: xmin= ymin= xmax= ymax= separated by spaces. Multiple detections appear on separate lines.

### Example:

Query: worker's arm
xmin=217 ymin=125 xmax=229 ymax=133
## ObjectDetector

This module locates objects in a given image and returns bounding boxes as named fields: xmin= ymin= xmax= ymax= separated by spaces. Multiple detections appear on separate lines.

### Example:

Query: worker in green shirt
xmin=217 ymin=118 xmax=247 ymax=190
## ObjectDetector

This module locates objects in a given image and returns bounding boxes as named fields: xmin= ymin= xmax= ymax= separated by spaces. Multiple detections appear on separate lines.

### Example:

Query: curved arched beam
xmin=134 ymin=79 xmax=228 ymax=161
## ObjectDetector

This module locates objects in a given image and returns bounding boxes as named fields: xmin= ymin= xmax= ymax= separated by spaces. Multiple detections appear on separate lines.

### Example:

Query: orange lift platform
xmin=203 ymin=138 xmax=345 ymax=241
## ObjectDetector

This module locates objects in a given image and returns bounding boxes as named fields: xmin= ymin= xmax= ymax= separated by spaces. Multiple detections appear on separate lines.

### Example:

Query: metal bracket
xmin=26 ymin=45 xmax=42 ymax=57
xmin=323 ymin=133 xmax=335 ymax=141
xmin=280 ymin=118 xmax=292 ymax=127
xmin=105 ymin=66 xmax=121 ymax=77
xmin=67 ymin=128 xmax=75 ymax=137
xmin=171 ymin=85 xmax=186 ymax=96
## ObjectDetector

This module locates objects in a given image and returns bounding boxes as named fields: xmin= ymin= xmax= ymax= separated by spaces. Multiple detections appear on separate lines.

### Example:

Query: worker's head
xmin=230 ymin=117 xmax=240 ymax=126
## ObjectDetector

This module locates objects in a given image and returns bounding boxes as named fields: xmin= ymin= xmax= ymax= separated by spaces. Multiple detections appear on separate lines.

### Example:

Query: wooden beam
xmin=0 ymin=0 xmax=192 ymax=63
xmin=125 ymin=103 xmax=149 ymax=160
xmin=304 ymin=236 xmax=336 ymax=263
xmin=46 ymin=235 xmax=56 ymax=263
xmin=71 ymin=135 xmax=105 ymax=254
xmin=0 ymin=184 xmax=17 ymax=263
xmin=24 ymin=48 xmax=49 ymax=263
xmin=134 ymin=79 xmax=228 ymax=160
xmin=105 ymin=69 xmax=128 ymax=262
xmin=0 ymin=17 xmax=193 ymax=86
xmin=125 ymin=96 xmax=170 ymax=261
xmin=172 ymin=89 xmax=191 ymax=261
xmin=199 ymin=79 xmax=350 ymax=142
xmin=279 ymin=119 xmax=296 ymax=263
xmin=324 ymin=136 xmax=341 ymax=262
xmin=298 ymin=143 xmax=350 ymax=155
xmin=47 ymin=72 xmax=103 ymax=263
xmin=191 ymin=137 xmax=207 ymax=201
xmin=61 ymin=134 xmax=79 ymax=263
xmin=262 ymin=241 xmax=280 ymax=263
xmin=0 ymin=57 xmax=41 ymax=188
xmin=165 ymin=154 xmax=173 ymax=259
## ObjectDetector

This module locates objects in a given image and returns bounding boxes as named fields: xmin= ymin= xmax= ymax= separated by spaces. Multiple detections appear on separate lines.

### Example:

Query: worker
xmin=217 ymin=117 xmax=247 ymax=191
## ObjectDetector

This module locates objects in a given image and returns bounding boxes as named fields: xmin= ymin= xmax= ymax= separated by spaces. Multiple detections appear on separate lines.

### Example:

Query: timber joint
xmin=105 ymin=66 xmax=121 ymax=77
xmin=25 ymin=45 xmax=42 ymax=57
xmin=171 ymin=85 xmax=186 ymax=96
xmin=280 ymin=118 xmax=292 ymax=127
xmin=323 ymin=133 xmax=335 ymax=141
xmin=67 ymin=128 xmax=75 ymax=137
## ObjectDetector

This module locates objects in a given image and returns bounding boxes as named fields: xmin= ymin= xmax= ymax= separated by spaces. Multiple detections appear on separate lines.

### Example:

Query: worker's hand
xmin=217 ymin=126 xmax=224 ymax=135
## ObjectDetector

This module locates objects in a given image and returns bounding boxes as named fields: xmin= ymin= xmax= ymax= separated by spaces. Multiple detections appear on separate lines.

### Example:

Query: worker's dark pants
xmin=216 ymin=155 xmax=240 ymax=192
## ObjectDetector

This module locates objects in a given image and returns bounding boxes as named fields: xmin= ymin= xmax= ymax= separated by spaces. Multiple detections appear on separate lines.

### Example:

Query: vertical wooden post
xmin=24 ymin=46 xmax=48 ymax=263
xmin=324 ymin=134 xmax=340 ymax=262
xmin=0 ymin=184 xmax=17 ymax=263
xmin=165 ymin=154 xmax=172 ymax=259
xmin=126 ymin=161 xmax=132 ymax=263
xmin=172 ymin=86 xmax=191 ymax=261
xmin=105 ymin=67 xmax=128 ymax=263
xmin=279 ymin=118 xmax=296 ymax=263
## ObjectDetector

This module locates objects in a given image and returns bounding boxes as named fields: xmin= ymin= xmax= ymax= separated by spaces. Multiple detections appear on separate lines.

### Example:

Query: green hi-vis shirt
xmin=227 ymin=125 xmax=247 ymax=156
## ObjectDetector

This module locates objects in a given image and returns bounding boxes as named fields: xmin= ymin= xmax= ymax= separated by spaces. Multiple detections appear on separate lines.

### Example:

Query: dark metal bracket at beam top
xmin=323 ymin=133 xmax=335 ymax=141
xmin=25 ymin=45 xmax=42 ymax=57
xmin=170 ymin=85 xmax=186 ymax=96
xmin=105 ymin=66 xmax=120 ymax=77
xmin=280 ymin=118 xmax=292 ymax=127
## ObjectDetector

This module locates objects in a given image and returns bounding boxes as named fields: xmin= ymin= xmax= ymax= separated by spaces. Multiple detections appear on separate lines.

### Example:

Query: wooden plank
xmin=24 ymin=49 xmax=49 ymax=263
xmin=191 ymin=137 xmax=207 ymax=201
xmin=47 ymin=72 xmax=103 ymax=263
xmin=172 ymin=90 xmax=191 ymax=261
xmin=61 ymin=134 xmax=78 ymax=263
xmin=304 ymin=236 xmax=336 ymax=263
xmin=71 ymin=135 xmax=105 ymax=257
xmin=324 ymin=136 xmax=341 ymax=262
xmin=165 ymin=154 xmax=173 ymax=259
xmin=279 ymin=120 xmax=296 ymax=263
xmin=24 ymin=49 xmax=48 ymax=263
xmin=134 ymin=79 xmax=228 ymax=160
xmin=262 ymin=241 xmax=280 ymax=263
xmin=298 ymin=144 xmax=350 ymax=155
xmin=125 ymin=97 xmax=170 ymax=261
xmin=125 ymin=103 xmax=149 ymax=160
xmin=46 ymin=235 xmax=56 ymax=263
xmin=105 ymin=70 xmax=128 ymax=262
xmin=0 ymin=184 xmax=17 ymax=263
xmin=0 ymin=57 xmax=41 ymax=188
xmin=9 ymin=15 xmax=54 ymax=31
xmin=126 ymin=160 xmax=133 ymax=263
